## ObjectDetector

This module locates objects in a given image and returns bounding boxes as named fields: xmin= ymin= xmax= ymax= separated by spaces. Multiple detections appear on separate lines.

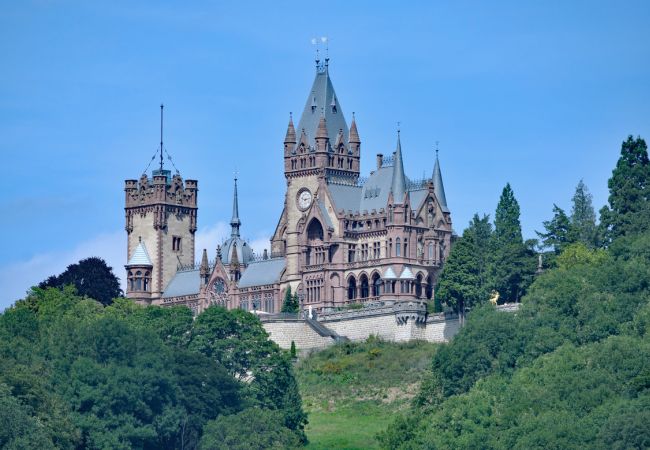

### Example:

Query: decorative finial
xmin=397 ymin=121 xmax=401 ymax=134
xmin=159 ymin=104 xmax=164 ymax=171
xmin=435 ymin=141 xmax=439 ymax=158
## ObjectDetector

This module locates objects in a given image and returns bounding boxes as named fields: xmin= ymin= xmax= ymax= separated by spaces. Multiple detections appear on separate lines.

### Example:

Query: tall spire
xmin=296 ymin=59 xmax=349 ymax=148
xmin=230 ymin=177 xmax=241 ymax=237
xmin=390 ymin=129 xmax=407 ymax=203
xmin=200 ymin=248 xmax=209 ymax=282
xmin=432 ymin=146 xmax=448 ymax=209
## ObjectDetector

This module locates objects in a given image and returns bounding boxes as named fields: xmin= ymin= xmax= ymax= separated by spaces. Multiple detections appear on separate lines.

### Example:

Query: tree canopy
xmin=39 ymin=256 xmax=122 ymax=306
xmin=0 ymin=288 xmax=306 ymax=449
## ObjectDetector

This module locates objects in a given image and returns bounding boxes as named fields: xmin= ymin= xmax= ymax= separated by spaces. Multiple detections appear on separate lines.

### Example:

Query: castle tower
xmin=124 ymin=106 xmax=198 ymax=302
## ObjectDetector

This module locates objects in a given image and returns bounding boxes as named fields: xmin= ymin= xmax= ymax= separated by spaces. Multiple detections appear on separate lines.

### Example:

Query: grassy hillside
xmin=295 ymin=337 xmax=438 ymax=449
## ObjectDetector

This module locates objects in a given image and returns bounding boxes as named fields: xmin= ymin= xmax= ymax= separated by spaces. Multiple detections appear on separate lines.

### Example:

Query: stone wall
xmin=262 ymin=302 xmax=520 ymax=351
xmin=263 ymin=319 xmax=335 ymax=351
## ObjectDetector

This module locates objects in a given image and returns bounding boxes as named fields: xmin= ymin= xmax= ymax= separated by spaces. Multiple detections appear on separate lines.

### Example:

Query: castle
xmin=124 ymin=58 xmax=453 ymax=320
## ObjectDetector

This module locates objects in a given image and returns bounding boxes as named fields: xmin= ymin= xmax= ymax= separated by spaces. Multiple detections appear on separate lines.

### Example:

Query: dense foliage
xmin=436 ymin=184 xmax=536 ymax=313
xmin=39 ymin=256 xmax=122 ymax=306
xmin=538 ymin=180 xmax=599 ymax=254
xmin=0 ymin=290 xmax=306 ymax=449
xmin=380 ymin=136 xmax=650 ymax=449
xmin=281 ymin=286 xmax=300 ymax=313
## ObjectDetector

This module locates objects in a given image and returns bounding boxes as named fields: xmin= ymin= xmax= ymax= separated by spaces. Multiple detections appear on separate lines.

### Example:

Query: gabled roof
xmin=162 ymin=269 xmax=200 ymax=298
xmin=296 ymin=63 xmax=349 ymax=148
xmin=317 ymin=199 xmax=335 ymax=229
xmin=126 ymin=241 xmax=152 ymax=266
xmin=238 ymin=257 xmax=286 ymax=288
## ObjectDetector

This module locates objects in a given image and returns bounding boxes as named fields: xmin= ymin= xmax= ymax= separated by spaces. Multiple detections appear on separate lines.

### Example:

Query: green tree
xmin=600 ymin=135 xmax=650 ymax=243
xmin=490 ymin=184 xmax=536 ymax=302
xmin=188 ymin=307 xmax=307 ymax=436
xmin=39 ymin=257 xmax=122 ymax=306
xmin=436 ymin=214 xmax=493 ymax=318
xmin=198 ymin=409 xmax=302 ymax=450
xmin=570 ymin=179 xmax=598 ymax=247
xmin=537 ymin=204 xmax=572 ymax=254
xmin=281 ymin=286 xmax=299 ymax=313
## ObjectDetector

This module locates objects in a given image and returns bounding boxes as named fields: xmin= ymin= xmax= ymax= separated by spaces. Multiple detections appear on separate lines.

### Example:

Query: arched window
xmin=404 ymin=239 xmax=408 ymax=258
xmin=372 ymin=273 xmax=382 ymax=296
xmin=360 ymin=274 xmax=369 ymax=299
xmin=426 ymin=275 xmax=433 ymax=300
xmin=396 ymin=238 xmax=401 ymax=257
xmin=307 ymin=219 xmax=324 ymax=241
xmin=388 ymin=239 xmax=392 ymax=257
xmin=144 ymin=271 xmax=150 ymax=292
xmin=388 ymin=206 xmax=394 ymax=223
xmin=415 ymin=274 xmax=423 ymax=298
xmin=428 ymin=242 xmax=434 ymax=261
xmin=347 ymin=277 xmax=357 ymax=300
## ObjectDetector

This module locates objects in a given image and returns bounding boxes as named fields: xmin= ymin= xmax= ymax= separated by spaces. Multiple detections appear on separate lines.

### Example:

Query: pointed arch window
xmin=396 ymin=238 xmax=401 ymax=257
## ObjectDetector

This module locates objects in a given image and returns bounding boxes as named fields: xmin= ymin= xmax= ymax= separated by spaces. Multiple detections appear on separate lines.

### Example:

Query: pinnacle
xmin=316 ymin=115 xmax=329 ymax=140
xmin=284 ymin=115 xmax=296 ymax=144
xmin=349 ymin=115 xmax=360 ymax=144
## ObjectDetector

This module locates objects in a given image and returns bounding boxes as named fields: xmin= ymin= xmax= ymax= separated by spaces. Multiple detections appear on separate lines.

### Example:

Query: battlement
xmin=125 ymin=172 xmax=198 ymax=209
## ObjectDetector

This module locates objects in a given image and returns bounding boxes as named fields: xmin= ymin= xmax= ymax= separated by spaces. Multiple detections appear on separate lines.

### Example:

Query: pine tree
xmin=437 ymin=214 xmax=493 ymax=319
xmin=570 ymin=179 xmax=598 ymax=247
xmin=281 ymin=286 xmax=299 ymax=313
xmin=600 ymin=135 xmax=650 ymax=243
xmin=537 ymin=204 xmax=572 ymax=254
xmin=490 ymin=184 xmax=536 ymax=302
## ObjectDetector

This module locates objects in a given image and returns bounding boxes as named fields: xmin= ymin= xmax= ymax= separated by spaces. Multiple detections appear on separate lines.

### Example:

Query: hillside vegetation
xmin=379 ymin=136 xmax=650 ymax=449
xmin=295 ymin=338 xmax=438 ymax=449
xmin=0 ymin=293 xmax=306 ymax=449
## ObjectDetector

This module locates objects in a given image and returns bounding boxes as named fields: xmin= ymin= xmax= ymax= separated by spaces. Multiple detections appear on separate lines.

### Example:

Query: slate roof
xmin=296 ymin=64 xmax=349 ymax=149
xmin=221 ymin=238 xmax=255 ymax=265
xmin=400 ymin=266 xmax=415 ymax=279
xmin=237 ymin=257 xmax=286 ymax=288
xmin=162 ymin=269 xmax=200 ymax=298
xmin=126 ymin=241 xmax=152 ymax=266
xmin=317 ymin=199 xmax=335 ymax=229
xmin=384 ymin=266 xmax=398 ymax=279
xmin=330 ymin=167 xmax=432 ymax=215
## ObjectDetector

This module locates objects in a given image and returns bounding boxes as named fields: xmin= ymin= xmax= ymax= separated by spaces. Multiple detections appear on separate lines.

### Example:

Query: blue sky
xmin=1 ymin=1 xmax=649 ymax=308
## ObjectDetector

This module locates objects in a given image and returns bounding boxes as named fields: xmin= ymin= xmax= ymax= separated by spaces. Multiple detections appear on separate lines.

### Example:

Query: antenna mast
xmin=159 ymin=104 xmax=164 ymax=171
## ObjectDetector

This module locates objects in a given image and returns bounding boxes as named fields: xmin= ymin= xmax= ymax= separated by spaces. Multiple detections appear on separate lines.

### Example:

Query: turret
xmin=284 ymin=113 xmax=296 ymax=155
xmin=200 ymin=248 xmax=209 ymax=285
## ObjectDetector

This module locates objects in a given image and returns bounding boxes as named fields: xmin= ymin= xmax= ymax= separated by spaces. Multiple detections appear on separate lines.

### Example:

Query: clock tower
xmin=274 ymin=58 xmax=360 ymax=289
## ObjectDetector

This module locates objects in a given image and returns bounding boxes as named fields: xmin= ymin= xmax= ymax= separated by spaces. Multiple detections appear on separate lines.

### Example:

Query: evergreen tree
xmin=39 ymin=257 xmax=122 ymax=306
xmin=537 ymin=204 xmax=572 ymax=254
xmin=437 ymin=214 xmax=493 ymax=318
xmin=490 ymin=184 xmax=536 ymax=302
xmin=570 ymin=179 xmax=598 ymax=247
xmin=600 ymin=135 xmax=650 ymax=243
xmin=281 ymin=286 xmax=299 ymax=313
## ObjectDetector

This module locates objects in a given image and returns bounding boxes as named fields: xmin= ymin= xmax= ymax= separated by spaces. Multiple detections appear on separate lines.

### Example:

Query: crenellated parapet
xmin=124 ymin=171 xmax=198 ymax=232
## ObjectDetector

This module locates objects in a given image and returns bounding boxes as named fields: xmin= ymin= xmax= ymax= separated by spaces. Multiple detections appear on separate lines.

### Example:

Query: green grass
xmin=295 ymin=337 xmax=438 ymax=449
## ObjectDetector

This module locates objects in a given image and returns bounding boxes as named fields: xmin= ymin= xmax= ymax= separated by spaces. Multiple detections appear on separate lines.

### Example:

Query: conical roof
xmin=433 ymin=152 xmax=448 ymax=211
xmin=296 ymin=62 xmax=349 ymax=148
xmin=127 ymin=240 xmax=152 ymax=266
xmin=390 ymin=132 xmax=407 ymax=203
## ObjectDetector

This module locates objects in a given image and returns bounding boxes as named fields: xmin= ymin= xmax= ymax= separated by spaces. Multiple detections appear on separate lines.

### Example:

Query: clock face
xmin=297 ymin=189 xmax=313 ymax=210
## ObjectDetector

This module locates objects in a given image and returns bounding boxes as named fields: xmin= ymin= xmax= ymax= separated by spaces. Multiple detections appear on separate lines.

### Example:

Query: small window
xmin=172 ymin=236 xmax=182 ymax=252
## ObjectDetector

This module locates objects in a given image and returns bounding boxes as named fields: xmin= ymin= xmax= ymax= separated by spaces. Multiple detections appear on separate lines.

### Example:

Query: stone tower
xmin=276 ymin=58 xmax=359 ymax=288
xmin=124 ymin=107 xmax=198 ymax=302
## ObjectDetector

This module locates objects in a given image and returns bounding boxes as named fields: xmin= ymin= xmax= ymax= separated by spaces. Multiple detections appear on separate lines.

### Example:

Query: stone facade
xmin=124 ymin=59 xmax=454 ymax=328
